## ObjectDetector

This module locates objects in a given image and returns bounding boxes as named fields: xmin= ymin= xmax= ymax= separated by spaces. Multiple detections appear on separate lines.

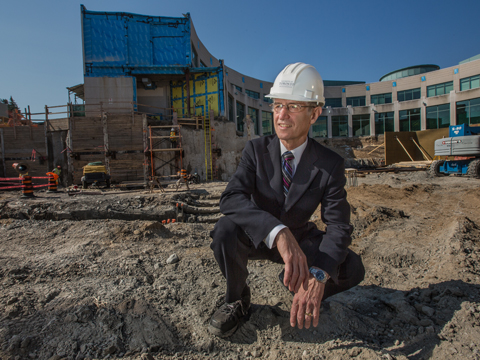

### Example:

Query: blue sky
xmin=1 ymin=0 xmax=479 ymax=118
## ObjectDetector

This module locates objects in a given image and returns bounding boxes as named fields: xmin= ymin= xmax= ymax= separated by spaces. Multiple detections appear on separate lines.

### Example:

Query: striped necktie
xmin=282 ymin=151 xmax=295 ymax=196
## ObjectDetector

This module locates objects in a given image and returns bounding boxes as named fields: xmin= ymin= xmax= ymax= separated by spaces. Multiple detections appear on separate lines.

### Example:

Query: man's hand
xmin=275 ymin=228 xmax=309 ymax=293
xmin=290 ymin=275 xmax=325 ymax=329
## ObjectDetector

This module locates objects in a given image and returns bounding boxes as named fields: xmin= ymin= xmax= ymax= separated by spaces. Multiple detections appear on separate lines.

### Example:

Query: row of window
xmin=309 ymin=97 xmax=480 ymax=138
xmin=229 ymin=97 xmax=274 ymax=135
xmin=339 ymin=74 xmax=480 ymax=107
xmin=229 ymin=93 xmax=480 ymax=138
xmin=232 ymin=75 xmax=480 ymax=114
xmin=427 ymin=81 xmax=453 ymax=97
xmin=460 ymin=75 xmax=480 ymax=91
xmin=245 ymin=89 xmax=260 ymax=99
xmin=233 ymin=85 xmax=269 ymax=102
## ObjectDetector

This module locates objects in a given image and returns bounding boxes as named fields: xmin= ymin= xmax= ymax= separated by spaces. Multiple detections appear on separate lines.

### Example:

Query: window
xmin=399 ymin=108 xmax=421 ymax=132
xmin=262 ymin=111 xmax=273 ymax=135
xmin=332 ymin=116 xmax=348 ymax=137
xmin=346 ymin=96 xmax=366 ymax=107
xmin=234 ymin=85 xmax=243 ymax=93
xmin=427 ymin=81 xmax=453 ymax=97
xmin=228 ymin=95 xmax=234 ymax=122
xmin=352 ymin=114 xmax=370 ymax=136
xmin=191 ymin=45 xmax=198 ymax=67
xmin=427 ymin=104 xmax=450 ymax=129
xmin=248 ymin=107 xmax=259 ymax=135
xmin=375 ymin=112 xmax=394 ymax=135
xmin=397 ymin=88 xmax=421 ymax=102
xmin=460 ymin=75 xmax=480 ymax=91
xmin=236 ymin=102 xmax=245 ymax=132
xmin=456 ymin=98 xmax=480 ymax=125
xmin=246 ymin=89 xmax=260 ymax=99
xmin=312 ymin=116 xmax=328 ymax=138
xmin=263 ymin=95 xmax=273 ymax=104
xmin=371 ymin=93 xmax=392 ymax=105
xmin=324 ymin=98 xmax=342 ymax=108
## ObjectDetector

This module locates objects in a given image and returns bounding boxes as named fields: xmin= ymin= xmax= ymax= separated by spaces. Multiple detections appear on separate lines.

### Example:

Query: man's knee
xmin=210 ymin=216 xmax=239 ymax=251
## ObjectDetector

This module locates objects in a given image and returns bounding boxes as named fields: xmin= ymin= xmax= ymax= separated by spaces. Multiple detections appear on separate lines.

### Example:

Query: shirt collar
xmin=280 ymin=138 xmax=308 ymax=166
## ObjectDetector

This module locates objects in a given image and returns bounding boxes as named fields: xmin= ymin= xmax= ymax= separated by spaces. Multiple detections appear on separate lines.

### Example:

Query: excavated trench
xmin=0 ymin=191 xmax=223 ymax=224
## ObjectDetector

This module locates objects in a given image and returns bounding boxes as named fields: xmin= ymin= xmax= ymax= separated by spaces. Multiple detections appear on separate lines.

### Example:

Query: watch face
xmin=316 ymin=269 xmax=326 ymax=281
xmin=310 ymin=267 xmax=326 ymax=282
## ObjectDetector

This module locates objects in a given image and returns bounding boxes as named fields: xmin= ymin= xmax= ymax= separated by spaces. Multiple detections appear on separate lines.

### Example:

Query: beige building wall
xmin=319 ymin=59 xmax=480 ymax=139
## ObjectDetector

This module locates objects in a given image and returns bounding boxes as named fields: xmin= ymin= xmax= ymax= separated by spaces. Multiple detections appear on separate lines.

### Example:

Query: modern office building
xmin=78 ymin=6 xmax=480 ymax=140
xmin=314 ymin=61 xmax=480 ymax=140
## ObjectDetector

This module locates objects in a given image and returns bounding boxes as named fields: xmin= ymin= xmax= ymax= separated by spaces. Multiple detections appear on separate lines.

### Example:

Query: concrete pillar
xmin=347 ymin=106 xmax=353 ymax=138
xmin=421 ymin=97 xmax=427 ymax=130
xmin=326 ymin=108 xmax=332 ymax=138
xmin=393 ymin=101 xmax=400 ymax=132
xmin=450 ymin=90 xmax=456 ymax=125
xmin=370 ymin=106 xmax=376 ymax=136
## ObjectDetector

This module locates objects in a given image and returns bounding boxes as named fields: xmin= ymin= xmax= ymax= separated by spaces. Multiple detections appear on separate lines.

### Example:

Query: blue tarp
xmin=82 ymin=5 xmax=192 ymax=77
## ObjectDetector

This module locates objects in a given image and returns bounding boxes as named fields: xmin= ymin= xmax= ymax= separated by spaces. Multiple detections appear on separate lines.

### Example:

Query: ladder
xmin=204 ymin=111 xmax=213 ymax=181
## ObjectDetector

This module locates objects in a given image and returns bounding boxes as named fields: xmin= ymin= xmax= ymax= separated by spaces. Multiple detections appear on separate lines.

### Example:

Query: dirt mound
xmin=1 ymin=174 xmax=480 ymax=359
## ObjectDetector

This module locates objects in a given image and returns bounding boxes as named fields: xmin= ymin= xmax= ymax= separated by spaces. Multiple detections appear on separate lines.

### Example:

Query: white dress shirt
xmin=263 ymin=138 xmax=308 ymax=249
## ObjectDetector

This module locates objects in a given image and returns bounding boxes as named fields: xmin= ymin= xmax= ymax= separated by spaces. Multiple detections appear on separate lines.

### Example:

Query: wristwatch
xmin=309 ymin=267 xmax=329 ymax=284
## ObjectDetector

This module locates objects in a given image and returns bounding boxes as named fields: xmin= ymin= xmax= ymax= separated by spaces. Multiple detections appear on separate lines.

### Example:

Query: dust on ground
xmin=1 ymin=172 xmax=480 ymax=360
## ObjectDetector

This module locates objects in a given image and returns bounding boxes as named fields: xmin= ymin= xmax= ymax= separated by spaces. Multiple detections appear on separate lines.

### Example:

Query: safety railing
xmin=0 ymin=173 xmax=59 ymax=196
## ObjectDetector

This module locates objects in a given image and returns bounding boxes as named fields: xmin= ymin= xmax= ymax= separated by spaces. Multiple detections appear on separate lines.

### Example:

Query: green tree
xmin=0 ymin=97 xmax=20 ymax=112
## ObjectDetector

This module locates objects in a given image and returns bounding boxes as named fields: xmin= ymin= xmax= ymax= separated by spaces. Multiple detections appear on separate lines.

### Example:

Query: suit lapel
xmin=265 ymin=137 xmax=285 ymax=205
xmin=284 ymin=138 xmax=319 ymax=212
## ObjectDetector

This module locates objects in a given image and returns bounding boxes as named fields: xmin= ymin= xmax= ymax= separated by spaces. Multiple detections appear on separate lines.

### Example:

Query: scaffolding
xmin=147 ymin=125 xmax=183 ymax=181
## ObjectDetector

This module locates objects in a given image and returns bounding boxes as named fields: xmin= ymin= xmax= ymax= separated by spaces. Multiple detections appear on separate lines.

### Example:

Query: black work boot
xmin=208 ymin=285 xmax=250 ymax=337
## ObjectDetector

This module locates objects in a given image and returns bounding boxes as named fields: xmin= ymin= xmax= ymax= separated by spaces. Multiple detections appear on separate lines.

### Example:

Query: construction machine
xmin=429 ymin=124 xmax=480 ymax=178
xmin=81 ymin=162 xmax=111 ymax=188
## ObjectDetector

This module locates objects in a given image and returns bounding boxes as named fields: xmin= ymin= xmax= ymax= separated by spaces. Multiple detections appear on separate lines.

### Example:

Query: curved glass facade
xmin=380 ymin=65 xmax=440 ymax=82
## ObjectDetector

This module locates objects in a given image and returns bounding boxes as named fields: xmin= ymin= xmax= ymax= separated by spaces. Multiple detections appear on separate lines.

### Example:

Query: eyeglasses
xmin=270 ymin=103 xmax=318 ymax=113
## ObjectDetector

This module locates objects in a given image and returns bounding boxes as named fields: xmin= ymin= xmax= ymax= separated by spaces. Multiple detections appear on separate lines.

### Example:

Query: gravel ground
xmin=0 ymin=171 xmax=479 ymax=360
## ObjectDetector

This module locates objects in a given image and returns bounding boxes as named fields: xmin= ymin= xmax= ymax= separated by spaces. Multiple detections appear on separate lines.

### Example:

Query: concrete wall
xmin=180 ymin=120 xmax=250 ymax=181
xmin=0 ymin=125 xmax=49 ymax=179
xmin=84 ymin=77 xmax=135 ymax=115
xmin=136 ymin=80 xmax=170 ymax=118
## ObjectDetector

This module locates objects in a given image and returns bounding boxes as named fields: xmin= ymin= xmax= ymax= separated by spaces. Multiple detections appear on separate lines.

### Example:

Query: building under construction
xmin=1 ymin=6 xmax=480 ymax=185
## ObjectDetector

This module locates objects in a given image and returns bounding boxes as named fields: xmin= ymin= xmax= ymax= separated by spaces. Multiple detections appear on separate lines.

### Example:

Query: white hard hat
xmin=266 ymin=62 xmax=325 ymax=106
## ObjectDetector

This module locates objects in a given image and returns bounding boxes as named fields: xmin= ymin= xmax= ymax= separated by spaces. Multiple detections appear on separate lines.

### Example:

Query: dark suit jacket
xmin=219 ymin=135 xmax=352 ymax=283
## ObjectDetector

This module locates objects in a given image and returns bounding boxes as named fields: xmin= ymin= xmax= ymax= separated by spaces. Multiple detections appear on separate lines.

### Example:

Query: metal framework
xmin=148 ymin=125 xmax=183 ymax=179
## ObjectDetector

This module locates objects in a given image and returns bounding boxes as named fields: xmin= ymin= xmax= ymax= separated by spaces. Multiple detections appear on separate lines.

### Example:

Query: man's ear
xmin=310 ymin=107 xmax=322 ymax=124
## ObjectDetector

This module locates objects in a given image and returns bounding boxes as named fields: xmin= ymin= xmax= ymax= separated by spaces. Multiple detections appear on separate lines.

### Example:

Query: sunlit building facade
xmin=79 ymin=6 xmax=480 ymax=139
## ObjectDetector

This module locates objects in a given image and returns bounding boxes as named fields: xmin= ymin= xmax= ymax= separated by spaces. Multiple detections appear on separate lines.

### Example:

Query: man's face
xmin=273 ymin=99 xmax=322 ymax=150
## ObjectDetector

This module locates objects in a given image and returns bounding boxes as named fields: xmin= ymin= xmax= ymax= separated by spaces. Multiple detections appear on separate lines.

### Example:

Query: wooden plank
xmin=151 ymin=148 xmax=183 ymax=152
xmin=150 ymin=136 xmax=181 ymax=139
xmin=150 ymin=125 xmax=181 ymax=129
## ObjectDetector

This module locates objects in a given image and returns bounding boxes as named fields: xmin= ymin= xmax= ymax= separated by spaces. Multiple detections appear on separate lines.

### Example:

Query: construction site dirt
xmin=1 ymin=171 xmax=480 ymax=360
